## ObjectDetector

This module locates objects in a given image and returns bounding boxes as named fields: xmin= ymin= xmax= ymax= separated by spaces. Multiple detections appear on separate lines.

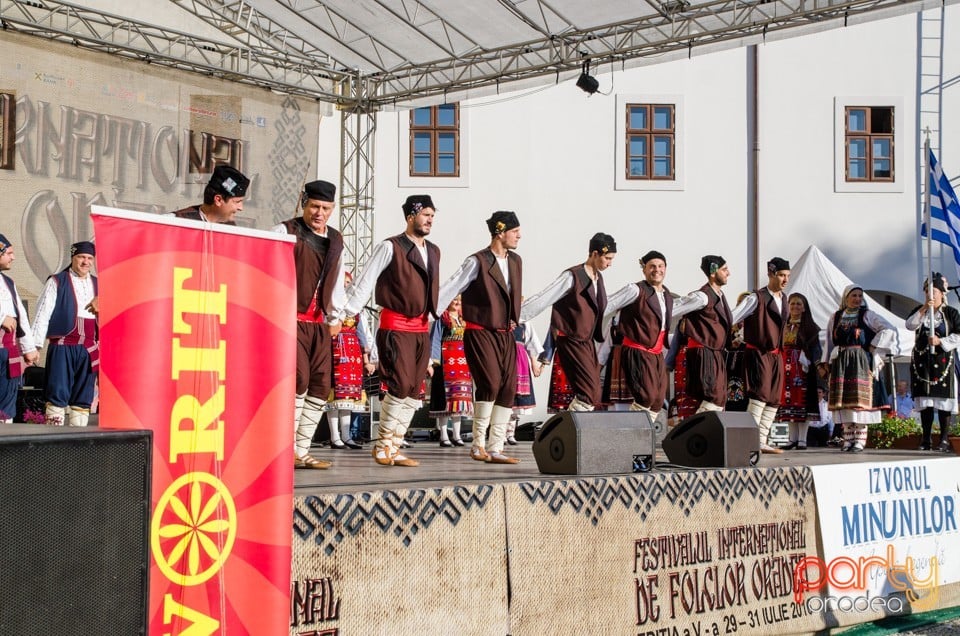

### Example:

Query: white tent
xmin=788 ymin=245 xmax=915 ymax=357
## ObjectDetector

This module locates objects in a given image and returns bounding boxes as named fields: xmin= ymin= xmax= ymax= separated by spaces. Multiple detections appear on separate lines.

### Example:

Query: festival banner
xmin=91 ymin=206 xmax=296 ymax=635
xmin=506 ymin=468 xmax=822 ymax=635
xmin=805 ymin=459 xmax=960 ymax=616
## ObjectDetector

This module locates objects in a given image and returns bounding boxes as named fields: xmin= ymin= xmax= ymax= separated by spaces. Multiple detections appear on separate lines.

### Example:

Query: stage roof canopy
xmin=0 ymin=0 xmax=952 ymax=108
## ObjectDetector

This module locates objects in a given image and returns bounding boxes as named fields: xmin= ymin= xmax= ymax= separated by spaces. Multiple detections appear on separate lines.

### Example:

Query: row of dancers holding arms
xmin=270 ymin=173 xmax=957 ymax=470
xmin=5 ymin=166 xmax=944 ymax=468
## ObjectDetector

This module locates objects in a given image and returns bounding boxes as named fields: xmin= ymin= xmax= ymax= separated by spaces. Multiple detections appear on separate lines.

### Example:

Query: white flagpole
xmin=924 ymin=133 xmax=935 ymax=359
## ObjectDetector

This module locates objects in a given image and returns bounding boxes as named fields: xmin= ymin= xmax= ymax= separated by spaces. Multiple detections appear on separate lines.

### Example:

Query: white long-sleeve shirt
xmin=32 ymin=270 xmax=97 ymax=348
xmin=904 ymin=306 xmax=960 ymax=351
xmin=0 ymin=277 xmax=36 ymax=352
xmin=730 ymin=288 xmax=785 ymax=326
xmin=437 ymin=252 xmax=513 ymax=313
xmin=339 ymin=241 xmax=392 ymax=320
xmin=339 ymin=237 xmax=431 ymax=320
xmin=519 ymin=321 xmax=544 ymax=361
xmin=603 ymin=283 xmax=704 ymax=326
xmin=271 ymin=222 xmax=347 ymax=324
xmin=823 ymin=309 xmax=897 ymax=362
xmin=520 ymin=270 xmax=576 ymax=323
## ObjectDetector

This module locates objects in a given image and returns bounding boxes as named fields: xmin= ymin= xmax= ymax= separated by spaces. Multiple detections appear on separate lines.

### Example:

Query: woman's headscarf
xmin=839 ymin=284 xmax=866 ymax=312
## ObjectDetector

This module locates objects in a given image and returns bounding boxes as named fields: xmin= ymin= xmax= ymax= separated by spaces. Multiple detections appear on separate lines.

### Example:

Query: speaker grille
xmin=0 ymin=429 xmax=150 ymax=634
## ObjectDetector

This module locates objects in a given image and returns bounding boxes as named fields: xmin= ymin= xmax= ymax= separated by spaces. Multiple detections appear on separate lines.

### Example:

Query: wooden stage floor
xmin=294 ymin=441 xmax=956 ymax=495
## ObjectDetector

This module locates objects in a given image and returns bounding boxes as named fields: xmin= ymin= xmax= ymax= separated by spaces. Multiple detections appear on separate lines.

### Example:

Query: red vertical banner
xmin=92 ymin=207 xmax=296 ymax=636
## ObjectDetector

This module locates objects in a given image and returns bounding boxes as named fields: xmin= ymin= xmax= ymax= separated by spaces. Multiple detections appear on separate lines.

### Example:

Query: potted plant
xmin=868 ymin=414 xmax=921 ymax=449
xmin=945 ymin=422 xmax=960 ymax=455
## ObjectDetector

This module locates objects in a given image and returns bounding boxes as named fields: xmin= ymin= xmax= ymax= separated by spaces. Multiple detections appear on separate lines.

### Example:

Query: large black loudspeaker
xmin=662 ymin=411 xmax=759 ymax=468
xmin=0 ymin=424 xmax=152 ymax=634
xmin=533 ymin=411 xmax=655 ymax=474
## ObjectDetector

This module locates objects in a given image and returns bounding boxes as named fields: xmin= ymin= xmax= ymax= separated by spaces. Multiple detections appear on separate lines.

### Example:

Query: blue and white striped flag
xmin=921 ymin=147 xmax=960 ymax=282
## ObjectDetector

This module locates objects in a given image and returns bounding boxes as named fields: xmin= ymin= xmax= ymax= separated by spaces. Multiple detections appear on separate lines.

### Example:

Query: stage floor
xmin=294 ymin=441 xmax=957 ymax=495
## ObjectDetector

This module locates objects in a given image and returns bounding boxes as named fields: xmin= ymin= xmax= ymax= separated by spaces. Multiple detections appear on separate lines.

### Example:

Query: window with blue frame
xmin=409 ymin=104 xmax=459 ymax=177
xmin=625 ymin=104 xmax=674 ymax=180
xmin=845 ymin=106 xmax=893 ymax=182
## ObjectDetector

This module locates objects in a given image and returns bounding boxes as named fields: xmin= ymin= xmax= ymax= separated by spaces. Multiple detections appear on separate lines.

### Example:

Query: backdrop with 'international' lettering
xmin=92 ymin=206 xmax=296 ymax=636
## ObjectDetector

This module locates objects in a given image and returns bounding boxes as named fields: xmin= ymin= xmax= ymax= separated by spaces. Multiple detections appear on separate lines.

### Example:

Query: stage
xmin=290 ymin=442 xmax=960 ymax=636
xmin=292 ymin=442 xmax=936 ymax=495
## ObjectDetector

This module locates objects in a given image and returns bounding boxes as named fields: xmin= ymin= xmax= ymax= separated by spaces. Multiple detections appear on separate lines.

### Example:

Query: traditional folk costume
xmin=169 ymin=165 xmax=248 ymax=225
xmin=724 ymin=324 xmax=749 ymax=413
xmin=170 ymin=205 xmax=235 ymax=225
xmin=343 ymin=195 xmax=440 ymax=467
xmin=603 ymin=251 xmax=700 ymax=419
xmin=328 ymin=310 xmax=372 ymax=449
xmin=272 ymin=180 xmax=346 ymax=469
xmin=680 ymin=256 xmax=735 ymax=414
xmin=521 ymin=233 xmax=616 ymax=412
xmin=824 ymin=285 xmax=896 ymax=452
xmin=0 ymin=235 xmax=38 ymax=422
xmin=731 ymin=258 xmax=791 ymax=453
xmin=429 ymin=309 xmax=472 ymax=447
xmin=600 ymin=319 xmax=632 ymax=406
xmin=776 ymin=295 xmax=822 ymax=450
xmin=438 ymin=211 xmax=523 ymax=463
xmin=904 ymin=274 xmax=960 ymax=451
xmin=667 ymin=330 xmax=699 ymax=421
xmin=508 ymin=321 xmax=543 ymax=444
xmin=539 ymin=330 xmax=574 ymax=412
xmin=32 ymin=242 xmax=99 ymax=427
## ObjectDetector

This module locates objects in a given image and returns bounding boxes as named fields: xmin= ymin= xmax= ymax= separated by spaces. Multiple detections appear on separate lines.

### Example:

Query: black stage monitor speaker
xmin=662 ymin=411 xmax=759 ymax=468
xmin=533 ymin=411 xmax=655 ymax=475
xmin=0 ymin=424 xmax=152 ymax=634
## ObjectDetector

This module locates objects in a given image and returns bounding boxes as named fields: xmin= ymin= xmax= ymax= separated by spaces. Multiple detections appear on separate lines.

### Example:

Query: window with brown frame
xmin=625 ymin=103 xmax=675 ymax=180
xmin=845 ymin=106 xmax=894 ymax=182
xmin=409 ymin=104 xmax=459 ymax=177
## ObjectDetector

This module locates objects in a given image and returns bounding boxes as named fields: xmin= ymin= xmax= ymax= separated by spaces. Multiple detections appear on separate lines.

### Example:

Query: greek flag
xmin=922 ymin=147 xmax=960 ymax=282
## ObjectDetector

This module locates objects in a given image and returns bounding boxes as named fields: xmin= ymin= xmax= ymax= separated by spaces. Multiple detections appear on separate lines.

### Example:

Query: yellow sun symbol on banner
xmin=151 ymin=472 xmax=237 ymax=586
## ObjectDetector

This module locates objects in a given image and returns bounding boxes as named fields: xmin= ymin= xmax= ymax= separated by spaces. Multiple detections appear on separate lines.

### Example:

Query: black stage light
xmin=576 ymin=72 xmax=599 ymax=95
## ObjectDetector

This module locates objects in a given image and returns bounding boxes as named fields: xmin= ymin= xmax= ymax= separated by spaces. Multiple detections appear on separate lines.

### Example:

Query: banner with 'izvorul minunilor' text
xmin=92 ymin=206 xmax=296 ymax=635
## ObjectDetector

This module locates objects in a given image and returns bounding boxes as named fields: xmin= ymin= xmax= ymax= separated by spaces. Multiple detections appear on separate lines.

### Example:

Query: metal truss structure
xmin=2 ymin=0 xmax=954 ymax=266
xmin=0 ymin=0 xmax=348 ymax=101
xmin=339 ymin=75 xmax=377 ymax=272
xmin=4 ymin=0 xmax=952 ymax=108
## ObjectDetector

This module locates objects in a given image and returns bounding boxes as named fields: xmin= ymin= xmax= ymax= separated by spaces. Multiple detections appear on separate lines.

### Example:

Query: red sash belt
xmin=51 ymin=317 xmax=99 ymax=371
xmin=746 ymin=343 xmax=780 ymax=355
xmin=622 ymin=331 xmax=666 ymax=355
xmin=379 ymin=308 xmax=429 ymax=333
xmin=2 ymin=330 xmax=24 ymax=379
xmin=464 ymin=321 xmax=508 ymax=333
xmin=296 ymin=298 xmax=325 ymax=323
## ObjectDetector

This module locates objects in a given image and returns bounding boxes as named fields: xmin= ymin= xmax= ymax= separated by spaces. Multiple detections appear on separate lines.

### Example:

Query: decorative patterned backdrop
xmin=0 ymin=30 xmax=320 ymax=303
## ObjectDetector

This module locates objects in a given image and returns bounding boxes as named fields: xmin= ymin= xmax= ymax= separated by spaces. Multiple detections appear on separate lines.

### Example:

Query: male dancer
xmin=521 ymin=233 xmax=616 ymax=411
xmin=438 ymin=211 xmax=523 ymax=464
xmin=731 ymin=257 xmax=791 ymax=454
xmin=604 ymin=250 xmax=699 ymax=420
xmin=0 ymin=234 xmax=40 ymax=422
xmin=272 ymin=180 xmax=345 ymax=469
xmin=171 ymin=165 xmax=249 ymax=224
xmin=341 ymin=195 xmax=439 ymax=467
xmin=681 ymin=255 xmax=734 ymax=414
xmin=32 ymin=242 xmax=99 ymax=427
